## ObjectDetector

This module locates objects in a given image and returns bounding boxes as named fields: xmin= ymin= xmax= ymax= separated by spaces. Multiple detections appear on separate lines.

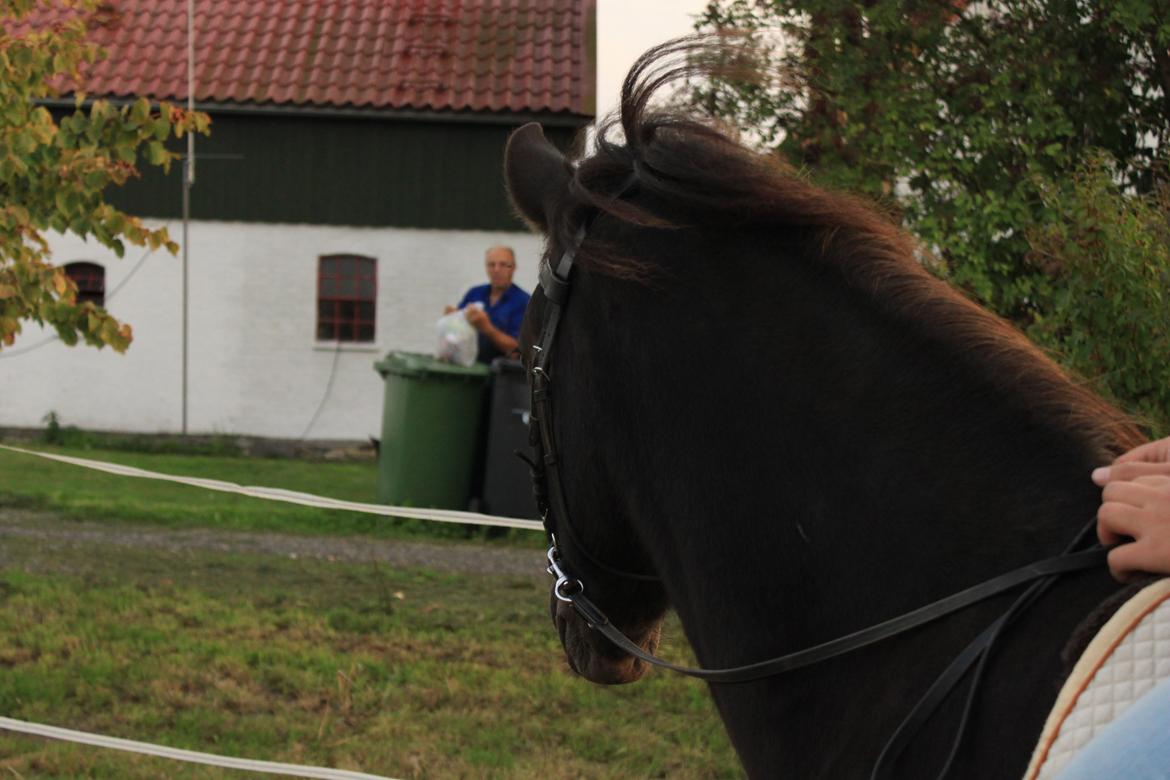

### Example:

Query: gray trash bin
xmin=480 ymin=358 xmax=538 ymax=519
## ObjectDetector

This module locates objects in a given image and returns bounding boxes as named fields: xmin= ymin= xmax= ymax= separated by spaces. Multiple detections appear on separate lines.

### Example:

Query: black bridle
xmin=523 ymin=182 xmax=1109 ymax=779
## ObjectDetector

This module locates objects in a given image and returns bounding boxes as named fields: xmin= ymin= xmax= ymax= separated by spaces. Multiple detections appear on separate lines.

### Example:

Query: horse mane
xmin=553 ymin=35 xmax=1144 ymax=461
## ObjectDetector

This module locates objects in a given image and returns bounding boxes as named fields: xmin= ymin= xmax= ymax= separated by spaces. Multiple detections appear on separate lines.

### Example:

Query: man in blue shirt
xmin=445 ymin=246 xmax=531 ymax=364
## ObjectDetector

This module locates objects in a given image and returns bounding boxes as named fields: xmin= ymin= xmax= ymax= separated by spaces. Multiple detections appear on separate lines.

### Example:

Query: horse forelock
xmin=552 ymin=35 xmax=1144 ymax=462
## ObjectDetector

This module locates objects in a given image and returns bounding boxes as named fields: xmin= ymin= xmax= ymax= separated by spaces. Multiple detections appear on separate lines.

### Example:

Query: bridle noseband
xmin=522 ymin=172 xmax=1110 ymax=779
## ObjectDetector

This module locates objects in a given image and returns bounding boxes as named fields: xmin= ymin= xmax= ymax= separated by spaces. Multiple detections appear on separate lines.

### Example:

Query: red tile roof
xmin=26 ymin=0 xmax=596 ymax=118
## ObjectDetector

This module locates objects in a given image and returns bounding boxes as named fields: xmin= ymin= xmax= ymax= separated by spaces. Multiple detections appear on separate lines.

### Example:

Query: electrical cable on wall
xmin=299 ymin=338 xmax=344 ymax=440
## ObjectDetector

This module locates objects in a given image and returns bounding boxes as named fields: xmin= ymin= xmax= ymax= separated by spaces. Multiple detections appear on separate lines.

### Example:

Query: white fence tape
xmin=0 ymin=444 xmax=543 ymax=531
xmin=0 ymin=717 xmax=396 ymax=779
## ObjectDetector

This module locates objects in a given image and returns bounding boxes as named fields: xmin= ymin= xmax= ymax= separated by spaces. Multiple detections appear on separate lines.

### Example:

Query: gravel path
xmin=0 ymin=507 xmax=546 ymax=577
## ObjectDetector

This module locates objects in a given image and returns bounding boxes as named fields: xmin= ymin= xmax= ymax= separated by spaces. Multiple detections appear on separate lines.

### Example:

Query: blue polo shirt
xmin=458 ymin=283 xmax=531 ymax=364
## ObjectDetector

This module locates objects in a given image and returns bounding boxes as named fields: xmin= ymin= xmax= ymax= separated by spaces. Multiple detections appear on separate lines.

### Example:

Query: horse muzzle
xmin=550 ymin=590 xmax=662 ymax=685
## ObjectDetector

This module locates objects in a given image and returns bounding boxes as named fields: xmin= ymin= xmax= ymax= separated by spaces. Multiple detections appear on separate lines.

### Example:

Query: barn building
xmin=0 ymin=0 xmax=594 ymax=441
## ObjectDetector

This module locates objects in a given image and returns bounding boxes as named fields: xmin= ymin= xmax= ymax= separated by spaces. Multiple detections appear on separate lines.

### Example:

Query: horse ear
xmin=505 ymin=123 xmax=572 ymax=233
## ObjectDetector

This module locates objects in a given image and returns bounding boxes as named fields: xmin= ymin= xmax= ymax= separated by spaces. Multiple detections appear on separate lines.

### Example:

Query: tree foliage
xmin=697 ymin=1 xmax=1169 ymax=309
xmin=0 ymin=0 xmax=209 ymax=352
xmin=697 ymin=0 xmax=1170 ymax=428
xmin=1027 ymin=154 xmax=1170 ymax=435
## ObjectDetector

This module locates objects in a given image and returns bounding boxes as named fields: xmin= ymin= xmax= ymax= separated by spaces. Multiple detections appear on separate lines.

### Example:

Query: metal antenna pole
xmin=182 ymin=0 xmax=195 ymax=434
xmin=181 ymin=160 xmax=189 ymax=435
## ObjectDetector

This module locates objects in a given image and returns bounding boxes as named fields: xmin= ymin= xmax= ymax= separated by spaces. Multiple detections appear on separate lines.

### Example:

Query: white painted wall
xmin=0 ymin=220 xmax=544 ymax=440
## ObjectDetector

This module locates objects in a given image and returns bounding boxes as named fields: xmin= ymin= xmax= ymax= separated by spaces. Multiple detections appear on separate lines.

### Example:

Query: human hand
xmin=1114 ymin=436 xmax=1170 ymax=465
xmin=1093 ymin=435 xmax=1170 ymax=580
xmin=443 ymin=305 xmax=457 ymax=315
xmin=464 ymin=306 xmax=490 ymax=331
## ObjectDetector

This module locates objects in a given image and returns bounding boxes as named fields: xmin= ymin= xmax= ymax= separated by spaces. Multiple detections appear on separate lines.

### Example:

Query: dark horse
xmin=504 ymin=40 xmax=1147 ymax=779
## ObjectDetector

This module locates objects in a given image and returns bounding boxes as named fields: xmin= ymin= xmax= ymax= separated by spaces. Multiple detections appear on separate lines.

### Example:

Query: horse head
xmin=505 ymin=122 xmax=669 ymax=685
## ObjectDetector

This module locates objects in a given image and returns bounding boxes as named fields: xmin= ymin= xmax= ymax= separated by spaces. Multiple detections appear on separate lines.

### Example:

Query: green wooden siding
xmin=102 ymin=112 xmax=581 ymax=231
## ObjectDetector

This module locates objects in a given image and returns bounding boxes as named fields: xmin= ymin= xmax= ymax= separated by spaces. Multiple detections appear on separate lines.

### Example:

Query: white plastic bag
xmin=434 ymin=304 xmax=479 ymax=367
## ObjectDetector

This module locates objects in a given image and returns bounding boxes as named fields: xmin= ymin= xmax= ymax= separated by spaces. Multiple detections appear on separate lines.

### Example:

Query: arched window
xmin=317 ymin=254 xmax=376 ymax=342
xmin=63 ymin=262 xmax=105 ymax=306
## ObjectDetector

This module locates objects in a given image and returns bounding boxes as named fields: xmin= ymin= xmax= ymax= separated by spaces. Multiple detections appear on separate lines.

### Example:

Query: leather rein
xmin=524 ymin=194 xmax=1109 ymax=779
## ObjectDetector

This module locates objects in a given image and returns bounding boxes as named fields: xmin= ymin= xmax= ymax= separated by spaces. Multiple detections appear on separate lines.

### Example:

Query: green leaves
xmin=1026 ymin=153 xmax=1170 ymax=434
xmin=145 ymin=141 xmax=168 ymax=166
xmin=0 ymin=0 xmax=210 ymax=353
xmin=700 ymin=0 xmax=1170 ymax=429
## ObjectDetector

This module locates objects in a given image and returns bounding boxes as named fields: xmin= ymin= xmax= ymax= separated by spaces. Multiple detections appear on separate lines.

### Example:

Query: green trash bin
xmin=373 ymin=351 xmax=491 ymax=509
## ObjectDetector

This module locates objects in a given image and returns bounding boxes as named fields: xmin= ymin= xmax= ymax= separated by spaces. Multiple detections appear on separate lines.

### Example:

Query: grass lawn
xmin=0 ymin=444 xmax=540 ymax=544
xmin=0 ymin=533 xmax=740 ymax=779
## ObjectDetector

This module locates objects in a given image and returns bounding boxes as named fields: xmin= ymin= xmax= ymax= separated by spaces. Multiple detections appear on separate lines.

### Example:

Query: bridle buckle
xmin=546 ymin=543 xmax=583 ymax=603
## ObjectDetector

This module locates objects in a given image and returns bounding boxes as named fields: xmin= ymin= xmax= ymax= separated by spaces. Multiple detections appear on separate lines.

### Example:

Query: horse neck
xmin=564 ymin=225 xmax=1127 ymax=776
xmin=571 ymin=224 xmax=1117 ymax=665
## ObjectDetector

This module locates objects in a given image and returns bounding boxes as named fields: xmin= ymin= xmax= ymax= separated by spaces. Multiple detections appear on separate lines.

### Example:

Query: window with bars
xmin=317 ymin=254 xmax=376 ymax=342
xmin=63 ymin=262 xmax=106 ymax=307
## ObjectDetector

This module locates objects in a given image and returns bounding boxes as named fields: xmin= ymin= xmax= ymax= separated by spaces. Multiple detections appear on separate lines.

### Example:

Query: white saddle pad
xmin=1024 ymin=578 xmax=1170 ymax=780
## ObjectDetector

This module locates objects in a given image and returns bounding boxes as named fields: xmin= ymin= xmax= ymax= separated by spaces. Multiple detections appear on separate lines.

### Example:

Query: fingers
xmin=1102 ymin=477 xmax=1170 ymax=505
xmin=1107 ymin=536 xmax=1170 ymax=581
xmin=1115 ymin=435 xmax=1170 ymax=465
xmin=1092 ymin=460 xmax=1170 ymax=486
xmin=1098 ymin=480 xmax=1170 ymax=542
xmin=1097 ymin=477 xmax=1170 ymax=579
xmin=1106 ymin=543 xmax=1143 ymax=582
xmin=1117 ymin=463 xmax=1170 ymax=481
xmin=1094 ymin=436 xmax=1170 ymax=580
xmin=464 ymin=309 xmax=489 ymax=331
xmin=1097 ymin=500 xmax=1143 ymax=546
